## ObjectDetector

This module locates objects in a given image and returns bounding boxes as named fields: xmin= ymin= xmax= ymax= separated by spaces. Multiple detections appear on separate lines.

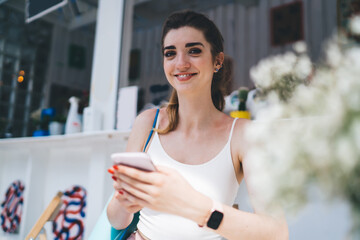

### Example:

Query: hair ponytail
xmin=157 ymin=91 xmax=178 ymax=134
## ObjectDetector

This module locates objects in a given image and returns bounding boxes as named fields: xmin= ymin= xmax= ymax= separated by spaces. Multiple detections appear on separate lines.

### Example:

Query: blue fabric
xmin=88 ymin=108 xmax=160 ymax=240
xmin=143 ymin=108 xmax=160 ymax=152
xmin=111 ymin=212 xmax=140 ymax=240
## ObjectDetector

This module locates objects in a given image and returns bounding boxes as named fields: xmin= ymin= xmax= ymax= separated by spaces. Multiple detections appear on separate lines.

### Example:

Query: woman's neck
xmin=176 ymin=92 xmax=220 ymax=131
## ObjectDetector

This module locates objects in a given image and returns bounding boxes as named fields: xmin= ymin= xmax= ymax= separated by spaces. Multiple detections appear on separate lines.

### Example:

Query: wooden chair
xmin=25 ymin=192 xmax=63 ymax=240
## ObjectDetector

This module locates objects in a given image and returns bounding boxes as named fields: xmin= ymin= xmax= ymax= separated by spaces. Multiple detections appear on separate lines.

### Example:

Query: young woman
xmin=107 ymin=10 xmax=288 ymax=240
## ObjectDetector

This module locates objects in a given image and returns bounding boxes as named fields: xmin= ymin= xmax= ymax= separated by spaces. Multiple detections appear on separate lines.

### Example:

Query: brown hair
xmin=159 ymin=10 xmax=228 ymax=134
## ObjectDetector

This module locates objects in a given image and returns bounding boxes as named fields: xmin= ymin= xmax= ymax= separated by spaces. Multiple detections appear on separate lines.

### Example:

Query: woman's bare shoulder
xmin=135 ymin=108 xmax=160 ymax=125
xmin=234 ymin=117 xmax=250 ymax=130
xmin=219 ymin=113 xmax=249 ymax=129
xmin=126 ymin=108 xmax=161 ymax=151
xmin=231 ymin=117 xmax=251 ymax=159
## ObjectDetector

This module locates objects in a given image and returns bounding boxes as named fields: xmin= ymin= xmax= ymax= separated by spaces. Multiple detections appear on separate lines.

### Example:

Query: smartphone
xmin=111 ymin=152 xmax=157 ymax=172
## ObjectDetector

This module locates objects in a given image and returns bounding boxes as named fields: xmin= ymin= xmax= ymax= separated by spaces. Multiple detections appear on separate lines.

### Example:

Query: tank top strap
xmin=227 ymin=118 xmax=238 ymax=142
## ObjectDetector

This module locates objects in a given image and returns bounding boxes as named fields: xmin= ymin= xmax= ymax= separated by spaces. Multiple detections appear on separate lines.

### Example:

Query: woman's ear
xmin=215 ymin=52 xmax=225 ymax=68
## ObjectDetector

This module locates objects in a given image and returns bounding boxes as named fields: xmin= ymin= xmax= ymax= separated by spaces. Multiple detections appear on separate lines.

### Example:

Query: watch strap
xmin=198 ymin=199 xmax=223 ymax=228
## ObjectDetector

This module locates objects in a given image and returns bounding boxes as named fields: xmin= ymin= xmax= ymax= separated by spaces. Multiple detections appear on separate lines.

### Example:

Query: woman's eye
xmin=164 ymin=51 xmax=176 ymax=58
xmin=189 ymin=48 xmax=202 ymax=55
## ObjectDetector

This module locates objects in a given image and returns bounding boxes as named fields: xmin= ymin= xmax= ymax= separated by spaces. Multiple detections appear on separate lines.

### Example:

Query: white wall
xmin=0 ymin=131 xmax=129 ymax=240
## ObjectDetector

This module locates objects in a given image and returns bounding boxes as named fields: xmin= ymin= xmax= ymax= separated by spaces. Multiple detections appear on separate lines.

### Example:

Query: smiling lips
xmin=174 ymin=73 xmax=198 ymax=81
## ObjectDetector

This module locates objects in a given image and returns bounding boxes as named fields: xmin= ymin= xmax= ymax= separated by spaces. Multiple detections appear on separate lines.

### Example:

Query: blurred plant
xmin=30 ymin=108 xmax=42 ymax=129
xmin=29 ymin=108 xmax=51 ymax=130
xmin=238 ymin=87 xmax=249 ymax=111
xmin=250 ymin=41 xmax=312 ymax=103
xmin=52 ymin=115 xmax=66 ymax=124
xmin=245 ymin=16 xmax=360 ymax=237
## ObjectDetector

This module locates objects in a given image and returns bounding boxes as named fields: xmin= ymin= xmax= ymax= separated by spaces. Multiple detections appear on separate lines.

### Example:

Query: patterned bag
xmin=0 ymin=180 xmax=25 ymax=233
xmin=53 ymin=185 xmax=87 ymax=240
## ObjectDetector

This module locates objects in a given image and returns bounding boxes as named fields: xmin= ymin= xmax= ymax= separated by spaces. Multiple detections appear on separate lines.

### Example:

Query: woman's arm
xmin=106 ymin=108 xmax=159 ymax=229
xmin=203 ymin=153 xmax=289 ymax=240
xmin=204 ymin=118 xmax=288 ymax=239
xmin=205 ymin=201 xmax=288 ymax=240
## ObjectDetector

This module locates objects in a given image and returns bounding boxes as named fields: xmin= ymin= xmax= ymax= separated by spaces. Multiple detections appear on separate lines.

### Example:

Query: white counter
xmin=0 ymin=131 xmax=130 ymax=240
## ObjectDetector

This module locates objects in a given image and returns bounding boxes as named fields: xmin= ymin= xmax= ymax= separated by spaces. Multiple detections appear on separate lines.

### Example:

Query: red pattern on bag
xmin=0 ymin=180 xmax=25 ymax=233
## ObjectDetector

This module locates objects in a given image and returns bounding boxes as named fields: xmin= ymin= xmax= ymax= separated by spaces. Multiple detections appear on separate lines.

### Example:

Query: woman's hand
xmin=112 ymin=165 xmax=205 ymax=218
xmin=108 ymin=166 xmax=143 ymax=214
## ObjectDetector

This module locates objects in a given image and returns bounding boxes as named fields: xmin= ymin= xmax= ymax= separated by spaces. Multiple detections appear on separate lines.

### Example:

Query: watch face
xmin=207 ymin=210 xmax=224 ymax=230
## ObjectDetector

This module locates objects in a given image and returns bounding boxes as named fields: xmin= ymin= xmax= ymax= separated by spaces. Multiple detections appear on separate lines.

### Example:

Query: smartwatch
xmin=199 ymin=200 xmax=224 ymax=230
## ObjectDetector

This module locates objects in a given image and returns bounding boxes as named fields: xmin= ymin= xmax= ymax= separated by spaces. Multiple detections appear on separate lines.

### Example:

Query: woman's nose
xmin=176 ymin=53 xmax=190 ymax=70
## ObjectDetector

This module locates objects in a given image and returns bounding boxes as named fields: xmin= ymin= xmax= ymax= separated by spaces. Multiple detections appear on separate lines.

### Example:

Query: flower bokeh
xmin=245 ymin=16 xmax=360 ymax=236
xmin=250 ymin=41 xmax=312 ymax=103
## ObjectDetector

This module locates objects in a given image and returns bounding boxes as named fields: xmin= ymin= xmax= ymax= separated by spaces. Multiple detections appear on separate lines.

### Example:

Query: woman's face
xmin=163 ymin=26 xmax=220 ymax=95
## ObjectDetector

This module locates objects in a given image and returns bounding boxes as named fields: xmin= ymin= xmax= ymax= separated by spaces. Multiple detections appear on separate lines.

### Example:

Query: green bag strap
xmin=111 ymin=212 xmax=140 ymax=240
xmin=111 ymin=108 xmax=160 ymax=240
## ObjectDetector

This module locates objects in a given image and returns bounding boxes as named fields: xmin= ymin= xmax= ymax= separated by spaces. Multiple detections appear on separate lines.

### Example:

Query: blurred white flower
xmin=251 ymin=47 xmax=311 ymax=105
xmin=351 ymin=119 xmax=360 ymax=150
xmin=349 ymin=15 xmax=360 ymax=35
xmin=271 ymin=53 xmax=296 ymax=79
xmin=326 ymin=40 xmax=343 ymax=68
xmin=294 ymin=55 xmax=312 ymax=79
xmin=345 ymin=47 xmax=360 ymax=70
xmin=293 ymin=41 xmax=307 ymax=54
xmin=345 ymin=91 xmax=360 ymax=111
xmin=250 ymin=59 xmax=274 ymax=88
xmin=335 ymin=136 xmax=357 ymax=172
xmin=245 ymin=28 xmax=360 ymax=232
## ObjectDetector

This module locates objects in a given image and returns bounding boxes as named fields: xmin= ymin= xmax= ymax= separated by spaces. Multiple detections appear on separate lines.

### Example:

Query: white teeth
xmin=177 ymin=74 xmax=192 ymax=77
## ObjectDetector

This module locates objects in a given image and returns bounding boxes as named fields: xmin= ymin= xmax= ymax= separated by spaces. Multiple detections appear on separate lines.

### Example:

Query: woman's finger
xmin=112 ymin=177 xmax=124 ymax=191
xmin=119 ymin=180 xmax=155 ymax=204
xmin=112 ymin=173 xmax=152 ymax=204
xmin=121 ymin=189 xmax=150 ymax=208
xmin=115 ymin=187 xmax=144 ymax=206
xmin=116 ymin=173 xmax=152 ymax=189
xmin=114 ymin=165 xmax=157 ymax=184
xmin=116 ymin=199 xmax=143 ymax=213
xmin=115 ymin=166 xmax=166 ymax=191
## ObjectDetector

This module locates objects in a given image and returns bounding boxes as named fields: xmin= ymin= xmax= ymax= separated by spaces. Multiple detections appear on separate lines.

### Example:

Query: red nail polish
xmin=118 ymin=190 xmax=124 ymax=195
xmin=112 ymin=176 xmax=117 ymax=181
xmin=113 ymin=165 xmax=119 ymax=170
xmin=107 ymin=168 xmax=114 ymax=174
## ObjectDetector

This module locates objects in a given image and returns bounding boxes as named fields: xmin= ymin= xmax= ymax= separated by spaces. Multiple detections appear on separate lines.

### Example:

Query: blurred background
xmin=0 ymin=0 xmax=358 ymax=239
xmin=0 ymin=0 xmax=341 ymax=138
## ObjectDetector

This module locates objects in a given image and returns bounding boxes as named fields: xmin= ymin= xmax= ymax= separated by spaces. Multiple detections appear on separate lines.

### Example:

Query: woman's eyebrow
xmin=185 ymin=42 xmax=204 ymax=47
xmin=163 ymin=42 xmax=204 ymax=51
xmin=163 ymin=45 xmax=175 ymax=51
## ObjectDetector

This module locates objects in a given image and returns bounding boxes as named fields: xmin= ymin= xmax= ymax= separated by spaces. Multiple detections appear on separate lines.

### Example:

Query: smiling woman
xmin=106 ymin=10 xmax=289 ymax=240
xmin=159 ymin=11 xmax=228 ymax=134
xmin=163 ymin=27 xmax=220 ymax=92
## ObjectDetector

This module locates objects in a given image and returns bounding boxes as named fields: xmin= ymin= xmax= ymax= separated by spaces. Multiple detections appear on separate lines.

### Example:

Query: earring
xmin=215 ymin=68 xmax=219 ymax=72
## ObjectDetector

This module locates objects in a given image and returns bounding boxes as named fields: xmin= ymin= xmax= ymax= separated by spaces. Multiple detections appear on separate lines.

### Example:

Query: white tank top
xmin=137 ymin=118 xmax=239 ymax=240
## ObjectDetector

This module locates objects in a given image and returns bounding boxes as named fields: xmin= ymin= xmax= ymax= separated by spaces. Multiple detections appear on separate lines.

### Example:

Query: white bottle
xmin=65 ymin=97 xmax=82 ymax=134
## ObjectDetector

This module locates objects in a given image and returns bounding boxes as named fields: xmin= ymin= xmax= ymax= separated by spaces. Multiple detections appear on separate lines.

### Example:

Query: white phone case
xmin=111 ymin=152 xmax=156 ymax=172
